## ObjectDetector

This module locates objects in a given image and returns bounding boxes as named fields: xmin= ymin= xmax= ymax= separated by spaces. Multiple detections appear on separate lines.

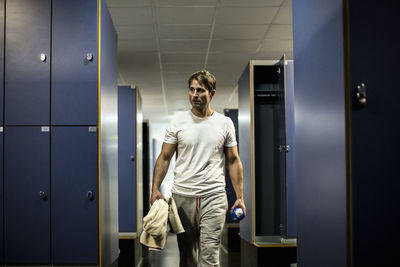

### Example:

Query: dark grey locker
xmin=52 ymin=0 xmax=98 ymax=125
xmin=118 ymin=86 xmax=137 ymax=233
xmin=5 ymin=0 xmax=51 ymax=125
xmin=4 ymin=127 xmax=50 ymax=264
xmin=0 ymin=129 xmax=3 ymax=264
xmin=51 ymin=126 xmax=98 ymax=264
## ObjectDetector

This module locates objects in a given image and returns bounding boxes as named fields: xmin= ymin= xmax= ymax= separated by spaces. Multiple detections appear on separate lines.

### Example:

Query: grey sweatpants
xmin=173 ymin=191 xmax=228 ymax=267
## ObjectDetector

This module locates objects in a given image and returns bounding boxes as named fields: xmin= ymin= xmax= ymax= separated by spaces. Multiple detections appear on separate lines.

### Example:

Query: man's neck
xmin=191 ymin=106 xmax=214 ymax=118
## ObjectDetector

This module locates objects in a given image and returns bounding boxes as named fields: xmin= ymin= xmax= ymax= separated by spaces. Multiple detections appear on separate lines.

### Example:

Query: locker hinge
xmin=355 ymin=83 xmax=367 ymax=107
xmin=279 ymin=145 xmax=290 ymax=152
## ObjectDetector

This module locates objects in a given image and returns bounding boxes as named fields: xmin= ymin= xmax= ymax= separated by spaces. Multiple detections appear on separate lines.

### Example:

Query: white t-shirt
xmin=164 ymin=110 xmax=237 ymax=197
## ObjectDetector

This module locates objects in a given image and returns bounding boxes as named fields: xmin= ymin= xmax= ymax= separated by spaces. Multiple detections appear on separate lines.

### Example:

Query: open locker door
xmin=278 ymin=55 xmax=288 ymax=238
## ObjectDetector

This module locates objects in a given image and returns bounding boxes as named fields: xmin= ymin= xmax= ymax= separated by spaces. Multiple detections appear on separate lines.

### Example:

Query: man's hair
xmin=188 ymin=70 xmax=216 ymax=92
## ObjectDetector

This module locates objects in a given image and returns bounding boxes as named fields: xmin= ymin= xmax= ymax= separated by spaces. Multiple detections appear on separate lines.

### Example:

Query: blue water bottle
xmin=232 ymin=207 xmax=244 ymax=221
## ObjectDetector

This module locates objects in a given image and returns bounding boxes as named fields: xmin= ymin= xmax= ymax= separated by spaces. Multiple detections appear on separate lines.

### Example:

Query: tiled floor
xmin=142 ymin=233 xmax=240 ymax=267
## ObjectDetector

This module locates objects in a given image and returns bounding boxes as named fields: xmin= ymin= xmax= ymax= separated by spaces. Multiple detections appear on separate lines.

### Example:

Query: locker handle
xmin=87 ymin=191 xmax=94 ymax=201
xmin=130 ymin=155 xmax=135 ymax=161
xmin=38 ymin=191 xmax=47 ymax=200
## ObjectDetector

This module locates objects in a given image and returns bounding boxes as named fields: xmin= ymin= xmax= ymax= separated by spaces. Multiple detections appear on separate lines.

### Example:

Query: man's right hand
xmin=150 ymin=189 xmax=166 ymax=205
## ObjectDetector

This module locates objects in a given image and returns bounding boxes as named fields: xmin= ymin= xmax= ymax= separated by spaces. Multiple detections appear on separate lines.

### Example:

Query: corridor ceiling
xmin=106 ymin=0 xmax=293 ymax=122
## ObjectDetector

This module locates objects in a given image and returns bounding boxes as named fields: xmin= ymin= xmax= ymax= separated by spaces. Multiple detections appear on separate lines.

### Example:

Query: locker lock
xmin=130 ymin=155 xmax=135 ymax=161
xmin=86 ymin=53 xmax=94 ymax=61
xmin=87 ymin=191 xmax=95 ymax=201
xmin=354 ymin=83 xmax=367 ymax=107
xmin=38 ymin=191 xmax=47 ymax=200
xmin=40 ymin=53 xmax=46 ymax=62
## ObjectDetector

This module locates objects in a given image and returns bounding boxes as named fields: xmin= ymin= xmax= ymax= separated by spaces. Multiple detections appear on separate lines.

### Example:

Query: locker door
xmin=51 ymin=126 xmax=98 ymax=264
xmin=118 ymin=86 xmax=137 ymax=233
xmin=278 ymin=56 xmax=288 ymax=238
xmin=4 ymin=127 xmax=50 ymax=264
xmin=224 ymin=109 xmax=239 ymax=223
xmin=5 ymin=0 xmax=51 ymax=125
xmin=0 ymin=129 xmax=3 ymax=264
xmin=0 ymin=0 xmax=4 ymax=125
xmin=52 ymin=0 xmax=98 ymax=125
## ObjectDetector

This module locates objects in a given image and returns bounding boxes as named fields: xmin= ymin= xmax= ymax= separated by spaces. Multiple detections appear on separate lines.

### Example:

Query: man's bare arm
xmin=225 ymin=146 xmax=246 ymax=216
xmin=150 ymin=142 xmax=177 ymax=204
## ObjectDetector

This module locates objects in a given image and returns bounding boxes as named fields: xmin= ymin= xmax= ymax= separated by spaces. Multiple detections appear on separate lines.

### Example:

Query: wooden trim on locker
xmin=135 ymin=85 xmax=139 ymax=235
xmin=97 ymin=0 xmax=102 ymax=266
xmin=253 ymin=243 xmax=297 ymax=248
xmin=249 ymin=60 xmax=255 ymax=246
xmin=119 ymin=232 xmax=137 ymax=240
xmin=342 ymin=0 xmax=353 ymax=266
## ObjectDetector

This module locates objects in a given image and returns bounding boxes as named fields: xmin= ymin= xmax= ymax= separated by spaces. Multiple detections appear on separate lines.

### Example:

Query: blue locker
xmin=0 ymin=0 xmax=4 ymax=125
xmin=51 ymin=126 xmax=98 ymax=264
xmin=52 ymin=0 xmax=98 ymax=125
xmin=0 ymin=130 xmax=3 ymax=264
xmin=293 ymin=1 xmax=348 ymax=266
xmin=4 ymin=127 xmax=50 ymax=264
xmin=118 ymin=86 xmax=137 ymax=233
xmin=5 ymin=0 xmax=51 ymax=125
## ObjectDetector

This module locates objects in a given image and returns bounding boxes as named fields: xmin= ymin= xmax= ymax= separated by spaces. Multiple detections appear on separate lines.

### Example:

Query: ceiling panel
xmin=160 ymin=39 xmax=209 ymax=53
xmin=274 ymin=0 xmax=292 ymax=24
xmin=265 ymin=24 xmax=293 ymax=40
xmin=252 ymin=50 xmax=290 ymax=60
xmin=213 ymin=24 xmax=267 ymax=40
xmin=211 ymin=39 xmax=260 ymax=52
xmin=118 ymin=39 xmax=157 ymax=52
xmin=162 ymin=53 xmax=207 ymax=64
xmin=217 ymin=7 xmax=279 ymax=24
xmin=163 ymin=63 xmax=205 ymax=73
xmin=259 ymin=39 xmax=293 ymax=51
xmin=154 ymin=0 xmax=217 ymax=6
xmin=165 ymin=81 xmax=187 ymax=92
xmin=106 ymin=0 xmax=151 ymax=8
xmin=117 ymin=25 xmax=155 ymax=40
xmin=156 ymin=6 xmax=215 ymax=24
xmin=207 ymin=51 xmax=253 ymax=64
xmin=118 ymin=51 xmax=159 ymax=63
xmin=208 ymin=66 xmax=246 ymax=81
xmin=163 ymin=72 xmax=194 ymax=83
xmin=109 ymin=7 xmax=153 ymax=25
xmin=220 ymin=0 xmax=284 ymax=7
xmin=158 ymin=25 xmax=211 ymax=39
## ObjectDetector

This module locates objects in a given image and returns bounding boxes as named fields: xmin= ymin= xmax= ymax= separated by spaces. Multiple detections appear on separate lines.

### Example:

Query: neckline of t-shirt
xmin=190 ymin=110 xmax=215 ymax=120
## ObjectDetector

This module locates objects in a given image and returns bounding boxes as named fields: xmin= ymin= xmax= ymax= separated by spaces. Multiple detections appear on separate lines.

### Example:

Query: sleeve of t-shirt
xmin=224 ymin=118 xmax=238 ymax=147
xmin=164 ymin=120 xmax=178 ymax=144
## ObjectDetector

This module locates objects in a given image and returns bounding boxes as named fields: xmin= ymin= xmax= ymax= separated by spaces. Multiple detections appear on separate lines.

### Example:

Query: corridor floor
xmin=141 ymin=233 xmax=241 ymax=267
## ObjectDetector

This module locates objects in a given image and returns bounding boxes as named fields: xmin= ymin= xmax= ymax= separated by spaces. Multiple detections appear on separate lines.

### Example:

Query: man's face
xmin=189 ymin=79 xmax=214 ymax=110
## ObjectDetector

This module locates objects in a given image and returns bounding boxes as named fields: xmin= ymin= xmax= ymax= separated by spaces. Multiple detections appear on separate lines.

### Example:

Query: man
xmin=150 ymin=70 xmax=246 ymax=267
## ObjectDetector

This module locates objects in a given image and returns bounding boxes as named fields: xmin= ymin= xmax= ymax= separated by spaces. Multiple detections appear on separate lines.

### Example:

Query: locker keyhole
xmin=39 ymin=191 xmax=47 ymax=200
xmin=87 ymin=191 xmax=95 ymax=201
